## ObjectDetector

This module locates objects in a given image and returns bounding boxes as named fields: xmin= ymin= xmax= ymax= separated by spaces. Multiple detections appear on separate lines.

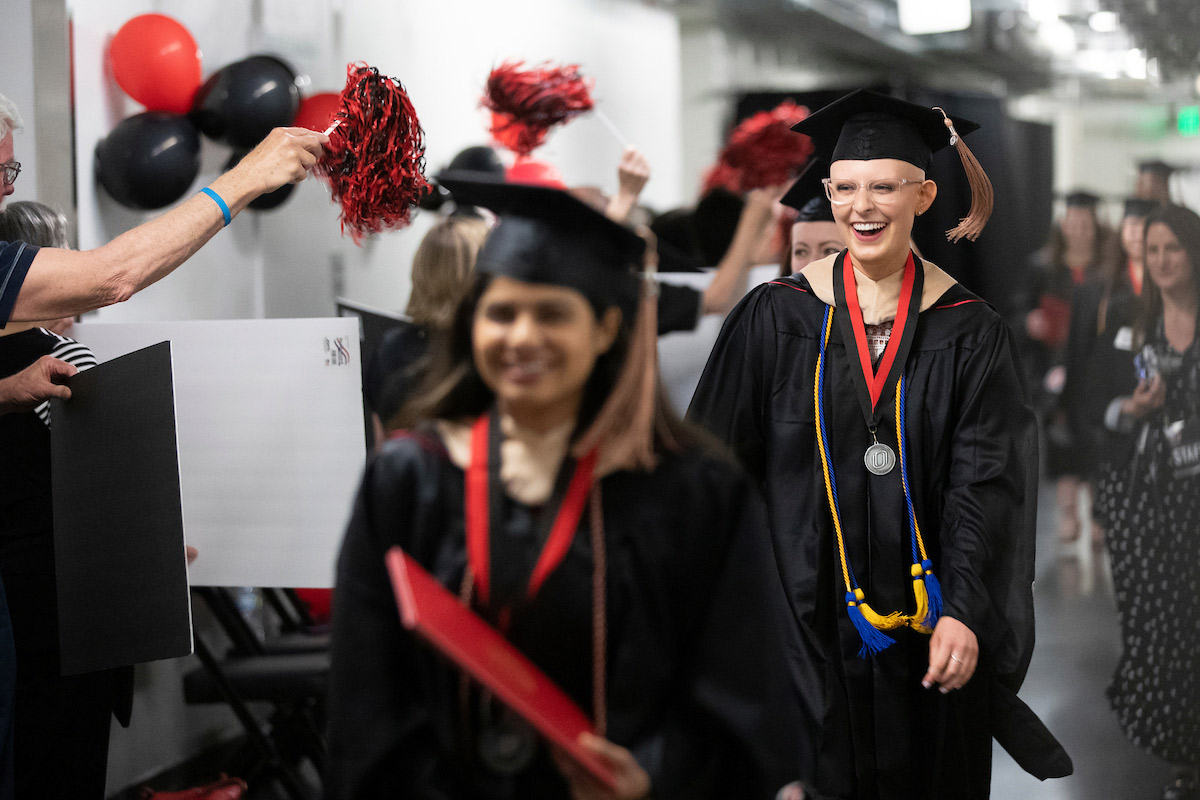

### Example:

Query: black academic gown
xmin=327 ymin=425 xmax=801 ymax=800
xmin=689 ymin=254 xmax=1064 ymax=799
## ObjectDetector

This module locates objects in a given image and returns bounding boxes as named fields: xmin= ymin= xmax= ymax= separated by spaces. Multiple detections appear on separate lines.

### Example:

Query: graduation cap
xmin=781 ymin=159 xmax=834 ymax=223
xmin=1062 ymin=190 xmax=1101 ymax=208
xmin=436 ymin=173 xmax=665 ymax=472
xmin=1137 ymin=159 xmax=1175 ymax=177
xmin=437 ymin=173 xmax=643 ymax=317
xmin=1122 ymin=196 xmax=1157 ymax=219
xmin=790 ymin=89 xmax=992 ymax=242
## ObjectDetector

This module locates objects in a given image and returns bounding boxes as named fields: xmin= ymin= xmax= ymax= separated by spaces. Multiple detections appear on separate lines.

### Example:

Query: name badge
xmin=1166 ymin=418 xmax=1200 ymax=479
xmin=1113 ymin=326 xmax=1133 ymax=351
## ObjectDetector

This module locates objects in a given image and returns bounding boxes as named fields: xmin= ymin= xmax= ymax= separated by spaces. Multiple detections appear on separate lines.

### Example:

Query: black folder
xmin=336 ymin=297 xmax=407 ymax=367
xmin=51 ymin=340 xmax=193 ymax=675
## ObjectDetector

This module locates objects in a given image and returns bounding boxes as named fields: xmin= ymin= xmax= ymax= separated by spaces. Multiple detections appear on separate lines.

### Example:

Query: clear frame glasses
xmin=822 ymin=177 xmax=921 ymax=206
xmin=1 ymin=161 xmax=20 ymax=187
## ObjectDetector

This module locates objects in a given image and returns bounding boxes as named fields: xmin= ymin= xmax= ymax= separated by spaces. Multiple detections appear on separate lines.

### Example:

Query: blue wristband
xmin=200 ymin=187 xmax=232 ymax=227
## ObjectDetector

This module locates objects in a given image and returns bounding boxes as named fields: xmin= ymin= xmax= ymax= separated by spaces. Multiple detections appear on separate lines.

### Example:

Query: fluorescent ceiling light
xmin=898 ymin=0 xmax=971 ymax=34
xmin=1089 ymin=11 xmax=1119 ymax=33
xmin=1037 ymin=18 xmax=1077 ymax=56
xmin=1026 ymin=0 xmax=1062 ymax=25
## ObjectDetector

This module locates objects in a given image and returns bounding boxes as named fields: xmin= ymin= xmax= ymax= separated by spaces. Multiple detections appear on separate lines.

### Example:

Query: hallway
xmin=991 ymin=488 xmax=1174 ymax=797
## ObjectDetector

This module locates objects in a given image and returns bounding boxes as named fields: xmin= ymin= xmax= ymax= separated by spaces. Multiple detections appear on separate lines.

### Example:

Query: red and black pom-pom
xmin=482 ymin=60 xmax=595 ymax=158
xmin=316 ymin=63 xmax=430 ymax=243
xmin=702 ymin=101 xmax=814 ymax=195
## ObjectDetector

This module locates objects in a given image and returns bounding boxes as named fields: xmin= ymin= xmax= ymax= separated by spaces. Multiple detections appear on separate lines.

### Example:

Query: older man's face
xmin=0 ymin=132 xmax=14 ymax=207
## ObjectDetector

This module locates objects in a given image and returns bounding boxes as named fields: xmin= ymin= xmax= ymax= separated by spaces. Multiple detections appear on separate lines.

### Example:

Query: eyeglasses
xmin=1 ymin=162 xmax=20 ymax=187
xmin=822 ymin=177 xmax=921 ymax=206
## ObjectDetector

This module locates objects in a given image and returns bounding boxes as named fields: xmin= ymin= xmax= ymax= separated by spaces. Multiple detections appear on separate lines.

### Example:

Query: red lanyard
xmin=465 ymin=411 xmax=598 ymax=612
xmin=1129 ymin=259 xmax=1143 ymax=295
xmin=841 ymin=252 xmax=918 ymax=411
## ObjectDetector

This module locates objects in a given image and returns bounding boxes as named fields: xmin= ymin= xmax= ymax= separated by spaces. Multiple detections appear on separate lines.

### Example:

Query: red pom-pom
xmin=316 ymin=63 xmax=430 ymax=243
xmin=702 ymin=101 xmax=814 ymax=195
xmin=482 ymin=60 xmax=595 ymax=157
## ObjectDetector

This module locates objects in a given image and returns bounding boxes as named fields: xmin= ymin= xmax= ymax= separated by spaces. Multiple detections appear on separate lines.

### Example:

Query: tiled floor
xmin=990 ymin=487 xmax=1173 ymax=798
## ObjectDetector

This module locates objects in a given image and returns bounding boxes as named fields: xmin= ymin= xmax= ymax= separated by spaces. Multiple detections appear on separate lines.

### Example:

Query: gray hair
xmin=0 ymin=93 xmax=22 ymax=140
xmin=0 ymin=201 xmax=69 ymax=248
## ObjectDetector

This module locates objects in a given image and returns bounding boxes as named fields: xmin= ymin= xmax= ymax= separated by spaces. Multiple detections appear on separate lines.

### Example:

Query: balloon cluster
xmin=96 ymin=13 xmax=338 ymax=213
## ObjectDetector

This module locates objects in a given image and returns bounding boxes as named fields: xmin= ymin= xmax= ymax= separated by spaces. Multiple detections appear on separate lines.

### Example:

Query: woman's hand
xmin=606 ymin=147 xmax=651 ymax=224
xmin=922 ymin=616 xmax=979 ymax=693
xmin=1122 ymin=374 xmax=1166 ymax=419
xmin=552 ymin=732 xmax=652 ymax=800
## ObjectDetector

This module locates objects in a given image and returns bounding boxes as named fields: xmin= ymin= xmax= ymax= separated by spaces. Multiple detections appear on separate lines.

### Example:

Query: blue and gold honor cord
xmin=814 ymin=305 xmax=943 ymax=657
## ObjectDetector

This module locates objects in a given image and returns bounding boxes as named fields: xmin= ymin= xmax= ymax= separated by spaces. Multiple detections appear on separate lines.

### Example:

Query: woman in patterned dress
xmin=1095 ymin=203 xmax=1200 ymax=800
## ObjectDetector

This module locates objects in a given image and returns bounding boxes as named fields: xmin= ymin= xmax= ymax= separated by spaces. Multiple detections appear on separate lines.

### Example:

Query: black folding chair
xmin=183 ymin=587 xmax=329 ymax=800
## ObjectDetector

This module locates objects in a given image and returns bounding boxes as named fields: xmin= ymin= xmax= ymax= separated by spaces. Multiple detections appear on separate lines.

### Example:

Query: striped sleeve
xmin=35 ymin=330 xmax=97 ymax=428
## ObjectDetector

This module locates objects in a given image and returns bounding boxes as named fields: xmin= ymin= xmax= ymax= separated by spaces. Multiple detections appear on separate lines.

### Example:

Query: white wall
xmin=1 ymin=0 xmax=39 ymax=203
xmin=70 ymin=0 xmax=684 ymax=324
xmin=1050 ymin=97 xmax=1200 ymax=222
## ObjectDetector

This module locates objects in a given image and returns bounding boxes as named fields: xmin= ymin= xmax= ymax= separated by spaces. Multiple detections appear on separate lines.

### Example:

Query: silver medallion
xmin=864 ymin=442 xmax=896 ymax=475
xmin=477 ymin=703 xmax=537 ymax=775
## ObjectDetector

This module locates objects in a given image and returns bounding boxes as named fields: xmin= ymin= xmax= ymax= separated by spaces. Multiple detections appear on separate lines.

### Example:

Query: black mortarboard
xmin=444 ymin=145 xmax=505 ymax=177
xmin=1122 ymin=197 xmax=1156 ymax=218
xmin=790 ymin=89 xmax=980 ymax=173
xmin=789 ymin=89 xmax=992 ymax=242
xmin=781 ymin=159 xmax=834 ymax=223
xmin=1137 ymin=159 xmax=1175 ymax=177
xmin=1063 ymin=190 xmax=1100 ymax=208
xmin=437 ymin=173 xmax=643 ymax=316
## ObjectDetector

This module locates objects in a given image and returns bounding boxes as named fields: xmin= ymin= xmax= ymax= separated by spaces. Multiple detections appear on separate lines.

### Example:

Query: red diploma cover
xmin=385 ymin=546 xmax=618 ymax=789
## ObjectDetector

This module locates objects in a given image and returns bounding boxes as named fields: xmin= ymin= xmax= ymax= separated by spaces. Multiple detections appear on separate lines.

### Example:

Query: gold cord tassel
xmin=855 ymin=589 xmax=907 ymax=631
xmin=935 ymin=108 xmax=994 ymax=243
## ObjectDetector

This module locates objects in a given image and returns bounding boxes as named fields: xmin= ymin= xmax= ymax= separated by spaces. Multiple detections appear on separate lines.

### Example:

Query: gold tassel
xmin=855 ymin=588 xmax=907 ymax=631
xmin=573 ymin=232 xmax=666 ymax=472
xmin=909 ymin=563 xmax=932 ymax=634
xmin=935 ymin=108 xmax=994 ymax=243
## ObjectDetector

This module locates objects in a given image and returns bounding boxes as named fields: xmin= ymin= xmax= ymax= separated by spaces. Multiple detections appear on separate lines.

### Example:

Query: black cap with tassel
xmin=790 ymin=89 xmax=994 ymax=243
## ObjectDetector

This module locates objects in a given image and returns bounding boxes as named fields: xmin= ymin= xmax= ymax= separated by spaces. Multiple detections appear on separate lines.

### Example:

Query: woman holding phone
xmin=1095 ymin=203 xmax=1200 ymax=800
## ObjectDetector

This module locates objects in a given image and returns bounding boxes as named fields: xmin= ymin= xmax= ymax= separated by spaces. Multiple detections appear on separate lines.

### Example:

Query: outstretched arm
xmin=701 ymin=186 xmax=782 ymax=316
xmin=10 ymin=127 xmax=327 ymax=322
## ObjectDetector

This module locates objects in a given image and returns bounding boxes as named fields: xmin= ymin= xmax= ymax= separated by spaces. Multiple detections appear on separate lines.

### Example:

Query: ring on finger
xmin=949 ymin=653 xmax=963 ymax=664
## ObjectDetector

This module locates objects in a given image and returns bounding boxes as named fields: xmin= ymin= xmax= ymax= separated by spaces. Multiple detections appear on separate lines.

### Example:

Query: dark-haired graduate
xmin=327 ymin=176 xmax=799 ymax=799
xmin=688 ymin=90 xmax=1072 ymax=798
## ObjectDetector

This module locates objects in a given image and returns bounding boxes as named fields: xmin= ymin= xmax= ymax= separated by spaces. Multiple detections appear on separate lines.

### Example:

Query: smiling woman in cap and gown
xmin=688 ymin=89 xmax=1071 ymax=799
xmin=326 ymin=176 xmax=800 ymax=799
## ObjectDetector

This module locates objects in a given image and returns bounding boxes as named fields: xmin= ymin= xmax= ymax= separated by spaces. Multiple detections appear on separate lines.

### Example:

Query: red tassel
xmin=482 ymin=60 xmax=595 ymax=158
xmin=702 ymin=101 xmax=815 ymax=195
xmin=316 ymin=63 xmax=430 ymax=243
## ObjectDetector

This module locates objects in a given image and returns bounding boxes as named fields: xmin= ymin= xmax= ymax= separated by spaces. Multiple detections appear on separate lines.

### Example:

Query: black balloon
xmin=224 ymin=150 xmax=295 ymax=211
xmin=95 ymin=112 xmax=201 ymax=210
xmin=191 ymin=55 xmax=300 ymax=149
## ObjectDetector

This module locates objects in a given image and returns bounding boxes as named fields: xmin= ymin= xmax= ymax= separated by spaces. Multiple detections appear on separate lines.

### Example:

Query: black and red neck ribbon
xmin=832 ymin=250 xmax=924 ymax=430
xmin=465 ymin=409 xmax=597 ymax=623
xmin=1128 ymin=258 xmax=1143 ymax=296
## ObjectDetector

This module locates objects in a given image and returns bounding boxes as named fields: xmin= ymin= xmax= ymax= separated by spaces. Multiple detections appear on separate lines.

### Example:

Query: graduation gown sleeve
xmin=601 ymin=456 xmax=806 ymax=798
xmin=327 ymin=434 xmax=454 ymax=800
xmin=686 ymin=285 xmax=779 ymax=481
xmin=937 ymin=316 xmax=1039 ymax=688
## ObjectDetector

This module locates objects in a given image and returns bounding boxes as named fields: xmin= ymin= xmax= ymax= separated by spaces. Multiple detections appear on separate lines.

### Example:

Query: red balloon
xmin=109 ymin=14 xmax=202 ymax=114
xmin=506 ymin=157 xmax=565 ymax=188
xmin=294 ymin=92 xmax=342 ymax=132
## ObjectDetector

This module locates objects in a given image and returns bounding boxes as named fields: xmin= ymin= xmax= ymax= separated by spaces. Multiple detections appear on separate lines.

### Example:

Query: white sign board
xmin=74 ymin=318 xmax=366 ymax=588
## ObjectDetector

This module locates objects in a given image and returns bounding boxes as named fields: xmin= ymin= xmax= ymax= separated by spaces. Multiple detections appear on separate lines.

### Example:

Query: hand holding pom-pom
xmin=316 ymin=63 xmax=430 ymax=243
